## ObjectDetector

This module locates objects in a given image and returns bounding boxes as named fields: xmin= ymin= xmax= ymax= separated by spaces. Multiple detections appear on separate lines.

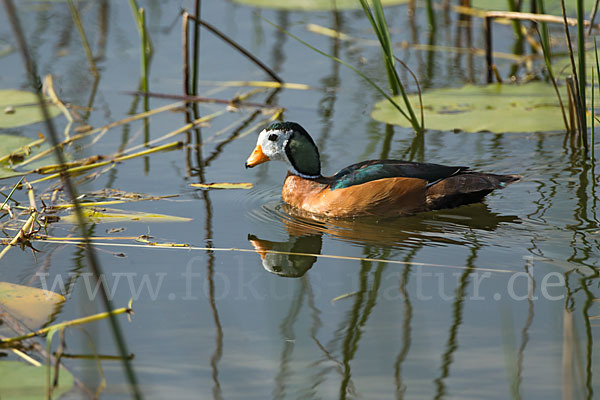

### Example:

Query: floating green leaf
xmin=0 ymin=90 xmax=60 ymax=129
xmin=60 ymin=207 xmax=193 ymax=223
xmin=371 ymin=82 xmax=568 ymax=133
xmin=0 ymin=361 xmax=74 ymax=399
xmin=0 ymin=282 xmax=65 ymax=329
xmin=232 ymin=0 xmax=408 ymax=11
xmin=190 ymin=182 xmax=253 ymax=189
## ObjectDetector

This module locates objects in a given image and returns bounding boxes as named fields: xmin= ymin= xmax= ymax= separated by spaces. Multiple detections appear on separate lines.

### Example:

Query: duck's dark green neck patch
xmin=284 ymin=126 xmax=321 ymax=178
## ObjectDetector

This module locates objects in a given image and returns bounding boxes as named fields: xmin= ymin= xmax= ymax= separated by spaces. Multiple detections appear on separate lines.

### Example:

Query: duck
xmin=245 ymin=121 xmax=520 ymax=218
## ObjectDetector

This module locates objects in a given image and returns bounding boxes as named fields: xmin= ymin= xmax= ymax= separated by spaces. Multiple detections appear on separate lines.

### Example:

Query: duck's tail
xmin=425 ymin=172 xmax=521 ymax=211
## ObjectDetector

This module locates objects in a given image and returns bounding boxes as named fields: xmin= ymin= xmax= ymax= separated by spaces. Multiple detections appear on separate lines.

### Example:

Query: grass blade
xmin=357 ymin=0 xmax=421 ymax=133
xmin=536 ymin=0 xmax=550 ymax=58
xmin=0 ymin=176 xmax=23 ymax=211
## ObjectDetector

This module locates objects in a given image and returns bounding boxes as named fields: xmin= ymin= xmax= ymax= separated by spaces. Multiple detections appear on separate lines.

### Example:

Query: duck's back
xmin=329 ymin=159 xmax=468 ymax=190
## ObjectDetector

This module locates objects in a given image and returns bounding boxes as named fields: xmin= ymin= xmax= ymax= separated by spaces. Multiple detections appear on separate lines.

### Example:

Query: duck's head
xmin=245 ymin=121 xmax=321 ymax=179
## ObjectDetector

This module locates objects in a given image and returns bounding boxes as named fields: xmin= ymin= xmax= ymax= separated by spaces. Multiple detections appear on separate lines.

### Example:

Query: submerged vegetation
xmin=0 ymin=0 xmax=598 ymax=398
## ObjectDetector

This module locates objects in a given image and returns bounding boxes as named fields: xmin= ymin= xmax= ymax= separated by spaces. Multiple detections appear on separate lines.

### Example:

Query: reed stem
xmin=594 ymin=37 xmax=600 ymax=163
xmin=507 ymin=0 xmax=523 ymax=39
xmin=536 ymin=0 xmax=550 ymax=59
xmin=577 ymin=0 xmax=588 ymax=145
xmin=535 ymin=26 xmax=570 ymax=132
xmin=358 ymin=0 xmax=421 ymax=132
xmin=191 ymin=0 xmax=201 ymax=95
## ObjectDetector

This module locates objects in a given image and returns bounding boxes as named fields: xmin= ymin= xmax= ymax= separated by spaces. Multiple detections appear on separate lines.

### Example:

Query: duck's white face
xmin=246 ymin=121 xmax=321 ymax=178
xmin=245 ymin=128 xmax=293 ymax=168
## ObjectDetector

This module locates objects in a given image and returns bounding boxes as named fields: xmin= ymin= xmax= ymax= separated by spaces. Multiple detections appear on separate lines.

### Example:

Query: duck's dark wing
xmin=328 ymin=160 xmax=468 ymax=190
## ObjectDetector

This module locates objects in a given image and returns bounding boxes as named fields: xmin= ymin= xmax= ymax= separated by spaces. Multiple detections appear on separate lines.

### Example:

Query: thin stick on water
xmin=1 ymin=302 xmax=133 ymax=345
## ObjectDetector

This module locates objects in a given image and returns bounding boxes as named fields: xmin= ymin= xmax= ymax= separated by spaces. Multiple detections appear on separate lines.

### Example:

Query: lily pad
xmin=371 ymin=82 xmax=568 ymax=133
xmin=0 ymin=90 xmax=60 ymax=129
xmin=0 ymin=361 xmax=74 ymax=399
xmin=232 ymin=0 xmax=408 ymax=11
xmin=0 ymin=282 xmax=65 ymax=329
xmin=60 ymin=207 xmax=193 ymax=224
xmin=471 ymin=0 xmax=594 ymax=14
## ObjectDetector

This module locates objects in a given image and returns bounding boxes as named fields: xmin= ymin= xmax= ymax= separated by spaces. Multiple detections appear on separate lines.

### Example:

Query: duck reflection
xmin=248 ymin=233 xmax=322 ymax=278
xmin=248 ymin=202 xmax=519 ymax=277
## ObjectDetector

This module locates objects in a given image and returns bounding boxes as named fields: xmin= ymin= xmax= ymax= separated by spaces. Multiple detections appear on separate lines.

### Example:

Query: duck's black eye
xmin=268 ymin=133 xmax=278 ymax=141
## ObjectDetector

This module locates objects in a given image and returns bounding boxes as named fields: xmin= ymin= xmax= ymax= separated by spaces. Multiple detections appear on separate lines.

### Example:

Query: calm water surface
xmin=0 ymin=1 xmax=598 ymax=399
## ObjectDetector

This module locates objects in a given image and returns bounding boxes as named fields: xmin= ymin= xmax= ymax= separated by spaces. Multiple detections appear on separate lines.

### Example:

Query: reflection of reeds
xmin=433 ymin=244 xmax=478 ymax=400
xmin=426 ymin=0 xmax=435 ymax=30
xmin=67 ymin=0 xmax=98 ymax=77
xmin=393 ymin=247 xmax=418 ymax=400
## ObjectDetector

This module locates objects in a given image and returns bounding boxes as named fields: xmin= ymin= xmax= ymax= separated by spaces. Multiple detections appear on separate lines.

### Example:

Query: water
xmin=0 ymin=1 xmax=598 ymax=399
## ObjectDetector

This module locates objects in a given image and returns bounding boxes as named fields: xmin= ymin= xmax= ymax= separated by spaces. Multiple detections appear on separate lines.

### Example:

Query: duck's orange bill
xmin=245 ymin=144 xmax=270 ymax=168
